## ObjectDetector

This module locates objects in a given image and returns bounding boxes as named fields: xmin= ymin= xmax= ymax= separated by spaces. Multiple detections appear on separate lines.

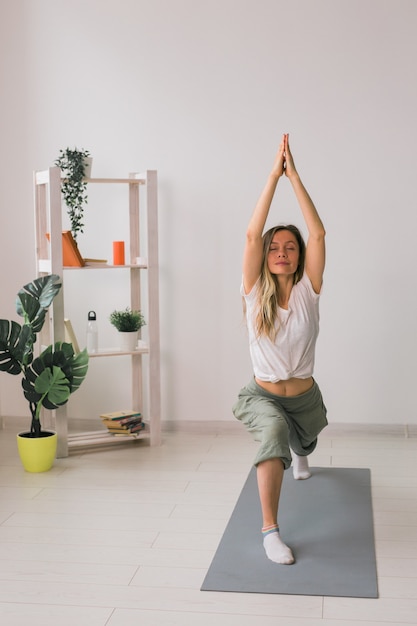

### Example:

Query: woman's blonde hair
xmin=255 ymin=225 xmax=306 ymax=340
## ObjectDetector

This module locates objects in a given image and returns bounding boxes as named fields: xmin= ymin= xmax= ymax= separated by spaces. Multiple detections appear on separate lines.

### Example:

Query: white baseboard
xmin=1 ymin=416 xmax=415 ymax=438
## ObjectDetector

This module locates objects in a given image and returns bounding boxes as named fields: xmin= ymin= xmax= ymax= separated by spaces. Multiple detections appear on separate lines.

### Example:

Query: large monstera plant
xmin=0 ymin=274 xmax=89 ymax=437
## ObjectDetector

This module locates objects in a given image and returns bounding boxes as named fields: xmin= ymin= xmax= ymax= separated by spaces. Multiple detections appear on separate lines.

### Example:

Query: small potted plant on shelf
xmin=109 ymin=307 xmax=146 ymax=352
xmin=54 ymin=147 xmax=92 ymax=242
xmin=0 ymin=274 xmax=89 ymax=472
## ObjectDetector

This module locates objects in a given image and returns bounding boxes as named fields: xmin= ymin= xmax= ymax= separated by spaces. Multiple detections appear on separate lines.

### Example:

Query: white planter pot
xmin=119 ymin=331 xmax=138 ymax=352
xmin=84 ymin=157 xmax=93 ymax=178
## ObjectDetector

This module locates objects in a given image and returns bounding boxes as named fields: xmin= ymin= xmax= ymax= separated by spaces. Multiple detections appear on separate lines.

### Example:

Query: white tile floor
xmin=0 ymin=420 xmax=416 ymax=625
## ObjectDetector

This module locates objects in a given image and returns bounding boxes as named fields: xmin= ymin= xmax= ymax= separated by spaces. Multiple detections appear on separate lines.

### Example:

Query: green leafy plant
xmin=109 ymin=308 xmax=146 ymax=332
xmin=54 ymin=147 xmax=91 ymax=242
xmin=0 ymin=274 xmax=89 ymax=437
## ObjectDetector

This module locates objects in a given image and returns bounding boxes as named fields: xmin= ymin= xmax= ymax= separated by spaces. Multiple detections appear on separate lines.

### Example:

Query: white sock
xmin=262 ymin=526 xmax=294 ymax=565
xmin=292 ymin=452 xmax=311 ymax=480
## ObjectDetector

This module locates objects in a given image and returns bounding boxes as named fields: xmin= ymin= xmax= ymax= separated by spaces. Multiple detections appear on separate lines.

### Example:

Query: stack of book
xmin=100 ymin=410 xmax=144 ymax=436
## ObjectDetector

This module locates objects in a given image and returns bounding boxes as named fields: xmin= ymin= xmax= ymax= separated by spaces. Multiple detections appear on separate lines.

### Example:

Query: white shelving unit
xmin=34 ymin=167 xmax=161 ymax=457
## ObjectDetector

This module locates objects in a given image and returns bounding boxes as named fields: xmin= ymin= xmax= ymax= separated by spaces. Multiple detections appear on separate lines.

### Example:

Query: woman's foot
xmin=262 ymin=525 xmax=294 ymax=564
xmin=292 ymin=453 xmax=311 ymax=480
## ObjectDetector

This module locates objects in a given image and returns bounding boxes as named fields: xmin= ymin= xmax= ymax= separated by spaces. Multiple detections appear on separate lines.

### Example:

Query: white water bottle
xmin=86 ymin=310 xmax=98 ymax=353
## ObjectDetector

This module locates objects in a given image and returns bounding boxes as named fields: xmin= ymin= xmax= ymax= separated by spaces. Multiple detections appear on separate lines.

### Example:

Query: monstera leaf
xmin=0 ymin=321 xmax=34 ymax=374
xmin=35 ymin=367 xmax=71 ymax=409
xmin=22 ymin=343 xmax=89 ymax=417
xmin=16 ymin=274 xmax=62 ymax=333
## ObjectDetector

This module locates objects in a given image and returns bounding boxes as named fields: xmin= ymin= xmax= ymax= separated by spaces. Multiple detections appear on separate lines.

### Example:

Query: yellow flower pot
xmin=17 ymin=431 xmax=57 ymax=473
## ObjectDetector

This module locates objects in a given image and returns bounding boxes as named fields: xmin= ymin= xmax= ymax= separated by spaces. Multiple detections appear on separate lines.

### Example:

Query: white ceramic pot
xmin=84 ymin=157 xmax=93 ymax=178
xmin=119 ymin=331 xmax=138 ymax=352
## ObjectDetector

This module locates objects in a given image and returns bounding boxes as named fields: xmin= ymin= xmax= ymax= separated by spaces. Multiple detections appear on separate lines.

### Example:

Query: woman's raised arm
xmin=284 ymin=135 xmax=326 ymax=293
xmin=242 ymin=136 xmax=286 ymax=293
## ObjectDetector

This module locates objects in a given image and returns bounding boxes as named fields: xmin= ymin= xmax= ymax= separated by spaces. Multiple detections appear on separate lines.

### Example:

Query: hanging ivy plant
xmin=54 ymin=147 xmax=91 ymax=242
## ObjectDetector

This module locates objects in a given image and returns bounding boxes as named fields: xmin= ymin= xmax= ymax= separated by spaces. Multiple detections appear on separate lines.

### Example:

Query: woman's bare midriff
xmin=255 ymin=376 xmax=314 ymax=397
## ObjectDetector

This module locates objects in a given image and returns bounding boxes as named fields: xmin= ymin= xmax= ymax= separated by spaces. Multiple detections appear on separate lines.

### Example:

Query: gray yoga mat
xmin=201 ymin=467 xmax=378 ymax=598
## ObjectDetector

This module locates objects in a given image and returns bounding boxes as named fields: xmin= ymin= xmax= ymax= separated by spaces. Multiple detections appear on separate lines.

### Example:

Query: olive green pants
xmin=232 ymin=378 xmax=328 ymax=469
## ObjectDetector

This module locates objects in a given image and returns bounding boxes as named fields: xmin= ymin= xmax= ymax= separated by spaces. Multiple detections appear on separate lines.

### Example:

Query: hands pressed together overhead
xmin=272 ymin=133 xmax=298 ymax=180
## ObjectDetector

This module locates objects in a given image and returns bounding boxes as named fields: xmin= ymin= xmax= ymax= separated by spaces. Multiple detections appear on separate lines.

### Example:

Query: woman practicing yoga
xmin=233 ymin=134 xmax=328 ymax=565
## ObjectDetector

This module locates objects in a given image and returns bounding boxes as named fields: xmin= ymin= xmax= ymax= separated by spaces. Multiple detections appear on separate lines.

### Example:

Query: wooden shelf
xmin=88 ymin=347 xmax=149 ymax=358
xmin=34 ymin=166 xmax=161 ymax=456
xmin=85 ymin=177 xmax=145 ymax=184
xmin=35 ymin=171 xmax=146 ymax=185
xmin=66 ymin=264 xmax=148 ymax=270
xmin=38 ymin=262 xmax=148 ymax=272
xmin=67 ymin=429 xmax=149 ymax=451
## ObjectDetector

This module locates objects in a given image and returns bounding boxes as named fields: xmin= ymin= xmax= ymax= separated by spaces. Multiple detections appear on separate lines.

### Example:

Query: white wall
xmin=1 ymin=0 xmax=416 ymax=426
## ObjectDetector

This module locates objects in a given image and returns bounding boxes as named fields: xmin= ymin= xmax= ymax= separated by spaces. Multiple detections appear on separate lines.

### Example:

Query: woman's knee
xmin=254 ymin=419 xmax=291 ymax=468
xmin=254 ymin=445 xmax=291 ymax=469
xmin=261 ymin=415 xmax=288 ymax=441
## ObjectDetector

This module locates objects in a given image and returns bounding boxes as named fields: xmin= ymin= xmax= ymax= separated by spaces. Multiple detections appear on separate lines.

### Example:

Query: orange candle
xmin=113 ymin=241 xmax=125 ymax=265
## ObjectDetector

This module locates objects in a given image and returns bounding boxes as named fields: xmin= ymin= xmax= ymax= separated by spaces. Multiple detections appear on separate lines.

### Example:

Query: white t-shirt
xmin=242 ymin=273 xmax=320 ymax=382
